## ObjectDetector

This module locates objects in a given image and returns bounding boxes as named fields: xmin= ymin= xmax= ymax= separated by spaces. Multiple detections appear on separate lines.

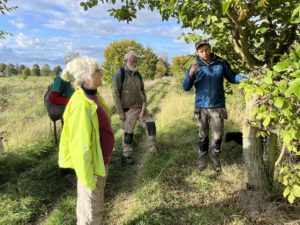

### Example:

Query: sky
xmin=0 ymin=0 xmax=197 ymax=68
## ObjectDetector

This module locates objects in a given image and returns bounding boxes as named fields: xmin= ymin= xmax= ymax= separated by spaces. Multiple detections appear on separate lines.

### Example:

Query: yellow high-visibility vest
xmin=59 ymin=87 xmax=111 ymax=190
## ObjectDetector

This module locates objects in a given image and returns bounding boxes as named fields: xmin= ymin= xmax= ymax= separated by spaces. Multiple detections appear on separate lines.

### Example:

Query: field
xmin=0 ymin=76 xmax=299 ymax=225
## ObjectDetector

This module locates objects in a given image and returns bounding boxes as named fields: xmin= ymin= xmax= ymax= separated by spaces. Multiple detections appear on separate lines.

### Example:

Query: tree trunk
xmin=240 ymin=95 xmax=271 ymax=212
xmin=265 ymin=133 xmax=278 ymax=186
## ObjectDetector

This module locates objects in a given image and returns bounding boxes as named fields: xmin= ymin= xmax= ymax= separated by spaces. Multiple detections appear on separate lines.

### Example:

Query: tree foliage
xmin=31 ymin=64 xmax=40 ymax=76
xmin=17 ymin=64 xmax=25 ymax=74
xmin=0 ymin=0 xmax=17 ymax=39
xmin=102 ymin=39 xmax=158 ymax=85
xmin=4 ymin=63 xmax=17 ymax=76
xmin=21 ymin=67 xmax=30 ymax=79
xmin=51 ymin=65 xmax=62 ymax=76
xmin=0 ymin=63 xmax=6 ymax=73
xmin=240 ymin=44 xmax=300 ymax=203
xmin=155 ymin=57 xmax=169 ymax=79
xmin=81 ymin=0 xmax=299 ymax=68
xmin=171 ymin=55 xmax=194 ymax=90
xmin=138 ymin=46 xmax=158 ymax=80
xmin=41 ymin=64 xmax=51 ymax=76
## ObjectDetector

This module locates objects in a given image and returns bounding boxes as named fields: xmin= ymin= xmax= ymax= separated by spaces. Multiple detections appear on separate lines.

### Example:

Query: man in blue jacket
xmin=183 ymin=40 xmax=245 ymax=172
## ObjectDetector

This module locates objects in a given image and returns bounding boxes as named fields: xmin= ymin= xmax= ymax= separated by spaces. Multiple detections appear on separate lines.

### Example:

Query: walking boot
xmin=148 ymin=136 xmax=158 ymax=153
xmin=211 ymin=150 xmax=222 ymax=172
xmin=198 ymin=151 xmax=208 ymax=171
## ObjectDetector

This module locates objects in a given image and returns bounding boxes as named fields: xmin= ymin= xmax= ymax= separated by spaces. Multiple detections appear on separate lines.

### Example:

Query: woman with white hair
xmin=59 ymin=56 xmax=115 ymax=225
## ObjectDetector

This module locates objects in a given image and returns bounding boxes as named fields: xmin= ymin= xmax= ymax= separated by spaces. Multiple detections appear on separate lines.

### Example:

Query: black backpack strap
xmin=120 ymin=67 xmax=125 ymax=93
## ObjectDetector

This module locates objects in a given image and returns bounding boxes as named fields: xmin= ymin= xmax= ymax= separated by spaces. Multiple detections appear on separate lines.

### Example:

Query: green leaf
xmin=283 ymin=187 xmax=290 ymax=197
xmin=291 ymin=4 xmax=300 ymax=23
xmin=263 ymin=75 xmax=273 ymax=84
xmin=285 ymin=81 xmax=300 ymax=98
xmin=283 ymin=176 xmax=288 ymax=185
xmin=211 ymin=16 xmax=218 ymax=23
xmin=273 ymin=61 xmax=293 ymax=72
xmin=269 ymin=112 xmax=279 ymax=119
xmin=288 ymin=192 xmax=296 ymax=203
xmin=256 ymin=112 xmax=263 ymax=120
xmin=289 ymin=70 xmax=300 ymax=78
xmin=251 ymin=107 xmax=259 ymax=116
xmin=256 ymin=27 xmax=269 ymax=34
xmin=263 ymin=116 xmax=271 ymax=127
xmin=274 ymin=97 xmax=284 ymax=108
xmin=255 ymin=88 xmax=264 ymax=96
xmin=222 ymin=0 xmax=232 ymax=14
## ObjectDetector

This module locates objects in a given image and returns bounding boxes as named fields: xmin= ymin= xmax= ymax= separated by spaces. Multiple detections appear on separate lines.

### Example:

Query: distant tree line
xmin=0 ymin=63 xmax=62 ymax=78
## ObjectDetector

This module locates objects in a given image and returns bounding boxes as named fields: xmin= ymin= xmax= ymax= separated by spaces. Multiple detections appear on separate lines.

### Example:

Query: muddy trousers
xmin=122 ymin=107 xmax=157 ymax=157
xmin=76 ymin=174 xmax=107 ymax=225
xmin=195 ymin=108 xmax=227 ymax=159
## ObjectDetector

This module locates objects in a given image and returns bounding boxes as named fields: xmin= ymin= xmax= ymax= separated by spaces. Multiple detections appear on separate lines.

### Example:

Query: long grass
xmin=0 ymin=76 xmax=53 ymax=150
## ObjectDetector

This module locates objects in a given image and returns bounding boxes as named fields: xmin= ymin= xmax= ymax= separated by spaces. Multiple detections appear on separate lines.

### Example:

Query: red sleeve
xmin=49 ymin=91 xmax=69 ymax=105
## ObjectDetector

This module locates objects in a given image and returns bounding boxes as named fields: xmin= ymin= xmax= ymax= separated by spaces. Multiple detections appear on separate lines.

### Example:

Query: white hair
xmin=61 ymin=56 xmax=101 ymax=87
xmin=64 ymin=51 xmax=79 ymax=65
xmin=124 ymin=51 xmax=138 ymax=60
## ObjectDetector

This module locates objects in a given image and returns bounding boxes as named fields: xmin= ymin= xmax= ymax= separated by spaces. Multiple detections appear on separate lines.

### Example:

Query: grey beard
xmin=127 ymin=65 xmax=137 ymax=72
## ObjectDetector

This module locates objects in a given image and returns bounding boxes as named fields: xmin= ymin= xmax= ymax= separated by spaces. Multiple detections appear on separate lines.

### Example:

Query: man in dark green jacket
xmin=112 ymin=51 xmax=157 ymax=165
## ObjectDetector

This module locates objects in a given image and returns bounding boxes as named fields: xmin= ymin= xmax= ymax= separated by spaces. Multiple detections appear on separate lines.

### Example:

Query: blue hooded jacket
xmin=183 ymin=55 xmax=244 ymax=109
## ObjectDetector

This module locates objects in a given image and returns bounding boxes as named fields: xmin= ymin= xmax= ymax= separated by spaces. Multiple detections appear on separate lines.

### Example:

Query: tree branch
xmin=226 ymin=10 xmax=263 ymax=67
xmin=275 ymin=144 xmax=286 ymax=168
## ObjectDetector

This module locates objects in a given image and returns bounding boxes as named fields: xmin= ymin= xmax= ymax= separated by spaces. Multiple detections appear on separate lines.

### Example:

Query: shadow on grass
xmin=104 ymin=117 xmax=247 ymax=224
xmin=123 ymin=200 xmax=254 ymax=225
xmin=0 ymin=142 xmax=55 ymax=183
xmin=0 ymin=141 xmax=76 ymax=224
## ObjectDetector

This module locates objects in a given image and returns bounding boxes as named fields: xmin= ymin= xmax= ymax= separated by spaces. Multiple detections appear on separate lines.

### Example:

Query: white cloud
xmin=10 ymin=20 xmax=26 ymax=29
xmin=0 ymin=0 xmax=198 ymax=66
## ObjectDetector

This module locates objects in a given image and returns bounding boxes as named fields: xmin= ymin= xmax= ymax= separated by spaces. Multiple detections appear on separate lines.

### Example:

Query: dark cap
xmin=195 ymin=40 xmax=210 ymax=50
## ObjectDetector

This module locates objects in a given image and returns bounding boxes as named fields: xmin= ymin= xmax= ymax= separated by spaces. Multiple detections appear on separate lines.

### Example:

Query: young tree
xmin=171 ymin=55 xmax=194 ymax=90
xmin=4 ymin=63 xmax=17 ymax=76
xmin=21 ymin=67 xmax=30 ymax=79
xmin=0 ymin=63 xmax=6 ymax=73
xmin=31 ymin=64 xmax=40 ymax=76
xmin=155 ymin=58 xmax=168 ymax=79
xmin=41 ymin=64 xmax=51 ymax=76
xmin=51 ymin=65 xmax=62 ymax=76
xmin=17 ymin=64 xmax=26 ymax=74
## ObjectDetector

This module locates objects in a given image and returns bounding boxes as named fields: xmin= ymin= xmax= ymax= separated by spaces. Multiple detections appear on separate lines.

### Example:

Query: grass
xmin=0 ymin=140 xmax=74 ymax=225
xmin=104 ymin=81 xmax=248 ymax=225
xmin=0 ymin=76 xmax=299 ymax=225
xmin=0 ymin=76 xmax=53 ymax=150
